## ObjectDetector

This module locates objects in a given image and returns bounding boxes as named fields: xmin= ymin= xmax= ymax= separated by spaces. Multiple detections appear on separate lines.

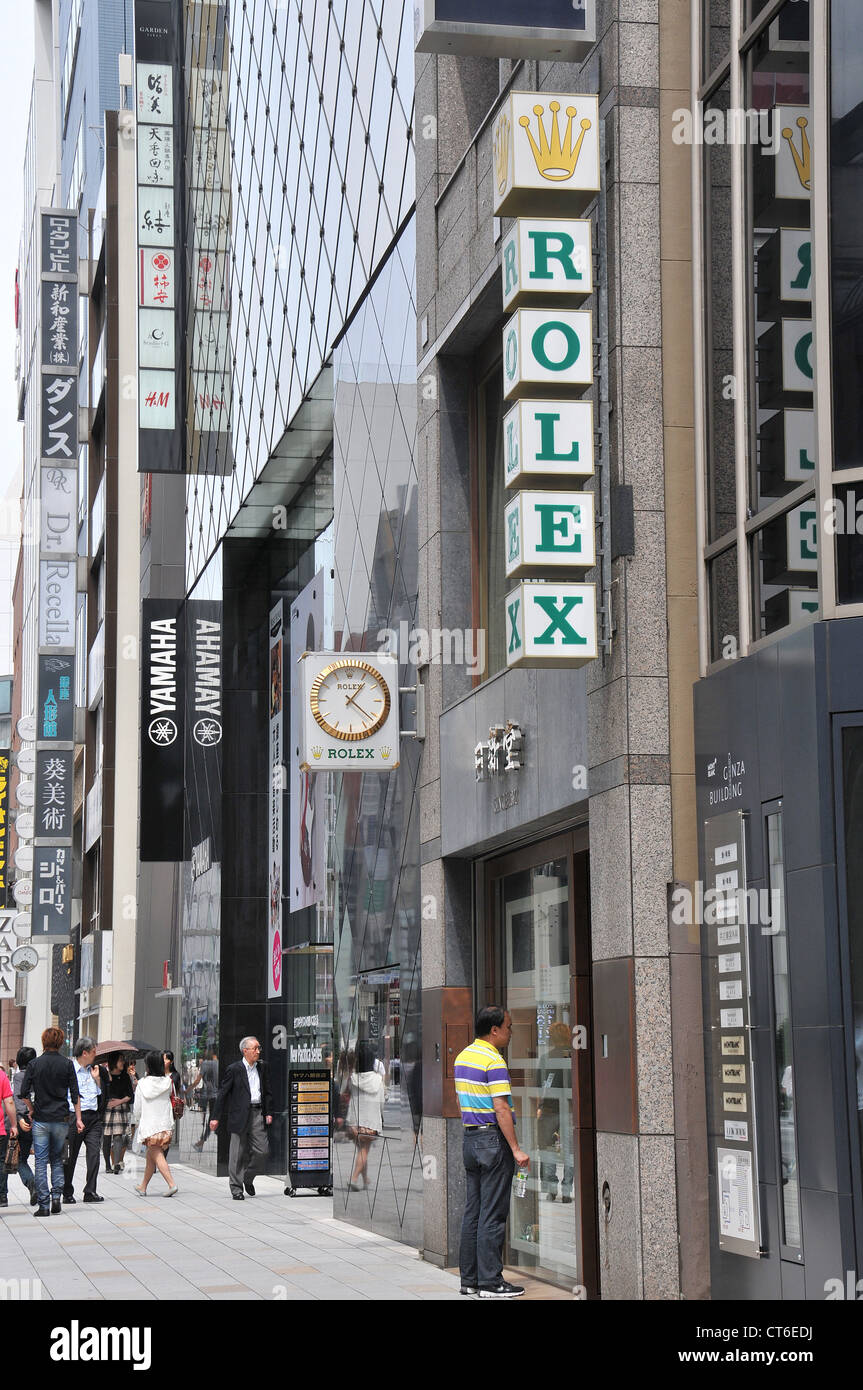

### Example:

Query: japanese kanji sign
xmin=32 ymin=846 xmax=71 ymax=938
xmin=37 ymin=655 xmax=75 ymax=742
xmin=35 ymin=750 xmax=74 ymax=840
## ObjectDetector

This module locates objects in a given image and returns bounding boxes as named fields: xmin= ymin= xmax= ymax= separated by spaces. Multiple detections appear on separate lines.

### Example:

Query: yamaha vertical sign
xmin=140 ymin=599 xmax=185 ymax=860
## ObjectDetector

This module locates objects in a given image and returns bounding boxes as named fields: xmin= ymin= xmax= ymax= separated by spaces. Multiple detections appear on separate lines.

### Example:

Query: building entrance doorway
xmin=480 ymin=827 xmax=596 ymax=1294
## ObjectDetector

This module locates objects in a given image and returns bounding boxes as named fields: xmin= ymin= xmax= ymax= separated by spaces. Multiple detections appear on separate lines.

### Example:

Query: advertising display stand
xmin=284 ymin=1068 xmax=332 ymax=1197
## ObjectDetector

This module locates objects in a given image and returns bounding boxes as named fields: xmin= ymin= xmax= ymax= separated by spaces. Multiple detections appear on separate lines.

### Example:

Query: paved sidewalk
xmin=0 ymin=1154 xmax=464 ymax=1302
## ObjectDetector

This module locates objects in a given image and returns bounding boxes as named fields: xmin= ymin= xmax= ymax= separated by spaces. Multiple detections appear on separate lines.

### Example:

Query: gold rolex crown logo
xmin=494 ymin=113 xmax=511 ymax=195
xmin=380 ymin=746 xmax=391 ymax=759
xmin=781 ymin=115 xmax=810 ymax=191
xmin=519 ymin=101 xmax=592 ymax=183
xmin=311 ymin=746 xmax=323 ymax=759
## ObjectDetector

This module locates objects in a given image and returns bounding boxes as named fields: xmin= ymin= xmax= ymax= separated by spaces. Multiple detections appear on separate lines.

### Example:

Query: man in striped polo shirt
xmin=454 ymin=1005 xmax=529 ymax=1299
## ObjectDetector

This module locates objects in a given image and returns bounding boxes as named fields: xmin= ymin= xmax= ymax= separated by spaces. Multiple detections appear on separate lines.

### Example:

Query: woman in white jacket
xmin=347 ymin=1040 xmax=386 ymax=1191
xmin=132 ymin=1050 xmax=178 ymax=1197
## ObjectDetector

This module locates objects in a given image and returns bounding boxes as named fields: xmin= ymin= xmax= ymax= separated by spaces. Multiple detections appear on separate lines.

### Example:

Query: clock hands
xmin=343 ymin=682 xmax=366 ymax=710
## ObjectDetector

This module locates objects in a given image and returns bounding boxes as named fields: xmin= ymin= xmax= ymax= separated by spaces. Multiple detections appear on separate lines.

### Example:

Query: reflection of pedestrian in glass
xmin=191 ymin=1051 xmax=219 ymax=1150
xmin=347 ymin=1040 xmax=385 ymax=1191
xmin=536 ymin=1021 xmax=573 ymax=1202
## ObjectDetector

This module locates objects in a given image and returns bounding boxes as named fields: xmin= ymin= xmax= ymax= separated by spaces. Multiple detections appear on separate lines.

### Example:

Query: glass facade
xmin=330 ymin=222 xmax=421 ymax=1243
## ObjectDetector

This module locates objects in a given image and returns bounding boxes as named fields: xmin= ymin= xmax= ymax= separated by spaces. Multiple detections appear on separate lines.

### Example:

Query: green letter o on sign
xmin=531 ymin=320 xmax=581 ymax=373
xmin=505 ymin=329 xmax=518 ymax=383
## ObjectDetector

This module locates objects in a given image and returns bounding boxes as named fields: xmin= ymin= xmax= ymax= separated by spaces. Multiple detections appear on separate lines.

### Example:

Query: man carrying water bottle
xmin=454 ymin=1005 xmax=529 ymax=1299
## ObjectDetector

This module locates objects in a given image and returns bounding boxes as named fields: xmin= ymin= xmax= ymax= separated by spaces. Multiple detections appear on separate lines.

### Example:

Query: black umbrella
xmin=93 ymin=1039 xmax=161 ymax=1060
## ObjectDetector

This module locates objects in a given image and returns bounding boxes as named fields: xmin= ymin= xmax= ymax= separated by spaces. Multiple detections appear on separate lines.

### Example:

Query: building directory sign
xmin=287 ymin=1069 xmax=332 ymax=1192
xmin=704 ymin=809 xmax=762 ymax=1259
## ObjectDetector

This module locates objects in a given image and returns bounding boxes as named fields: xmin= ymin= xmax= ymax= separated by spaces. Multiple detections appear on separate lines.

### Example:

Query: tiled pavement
xmin=0 ymin=1149 xmax=465 ymax=1302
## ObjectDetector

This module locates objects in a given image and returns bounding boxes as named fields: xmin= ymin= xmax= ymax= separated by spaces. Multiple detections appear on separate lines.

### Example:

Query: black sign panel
xmin=416 ymin=0 xmax=595 ymax=54
xmin=0 ymin=750 xmax=8 ymax=909
xmin=35 ymin=749 xmax=74 ymax=840
xmin=38 ymin=654 xmax=75 ymax=742
xmin=288 ymin=1069 xmax=332 ymax=1190
xmin=141 ymin=598 xmax=185 ymax=860
xmin=185 ymin=599 xmax=222 ymax=859
xmin=135 ymin=0 xmax=174 ymax=62
xmin=41 ymin=280 xmax=76 ymax=368
xmin=434 ymin=0 xmax=588 ymax=28
xmin=41 ymin=212 xmax=78 ymax=277
xmin=33 ymin=845 xmax=72 ymax=939
xmin=40 ymin=373 xmax=77 ymax=460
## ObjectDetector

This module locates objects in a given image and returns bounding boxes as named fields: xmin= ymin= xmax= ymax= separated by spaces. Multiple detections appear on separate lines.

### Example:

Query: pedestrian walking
xmin=191 ymin=1050 xmax=219 ymax=1150
xmin=210 ymin=1037 xmax=273 ymax=1199
xmin=453 ymin=1006 xmax=529 ymax=1299
xmin=102 ymin=1052 xmax=135 ymax=1174
xmin=132 ymin=1049 xmax=178 ymax=1197
xmin=0 ymin=1064 xmax=17 ymax=1208
xmin=19 ymin=1027 xmax=83 ymax=1217
xmin=346 ymin=1040 xmax=385 ymax=1191
xmin=7 ymin=1047 xmax=37 ymax=1205
xmin=63 ymin=1038 xmax=110 ymax=1204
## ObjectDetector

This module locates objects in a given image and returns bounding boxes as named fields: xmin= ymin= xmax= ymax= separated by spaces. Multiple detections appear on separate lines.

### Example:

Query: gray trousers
xmin=228 ymin=1108 xmax=269 ymax=1194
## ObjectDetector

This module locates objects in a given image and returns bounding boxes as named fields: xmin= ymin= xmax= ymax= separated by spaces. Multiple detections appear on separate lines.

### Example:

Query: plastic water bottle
xmin=515 ymin=1168 xmax=528 ymax=1198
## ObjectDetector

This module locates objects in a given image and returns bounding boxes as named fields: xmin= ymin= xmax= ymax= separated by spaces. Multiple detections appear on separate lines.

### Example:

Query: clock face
xmin=310 ymin=659 xmax=391 ymax=742
xmin=12 ymin=946 xmax=38 ymax=972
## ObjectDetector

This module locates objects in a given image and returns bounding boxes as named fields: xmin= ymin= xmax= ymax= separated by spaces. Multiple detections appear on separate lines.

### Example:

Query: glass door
xmin=481 ymin=828 xmax=595 ymax=1294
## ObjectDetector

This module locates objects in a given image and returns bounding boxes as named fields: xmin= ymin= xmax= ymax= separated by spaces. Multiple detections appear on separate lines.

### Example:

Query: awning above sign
xmin=415 ymin=0 xmax=596 ymax=59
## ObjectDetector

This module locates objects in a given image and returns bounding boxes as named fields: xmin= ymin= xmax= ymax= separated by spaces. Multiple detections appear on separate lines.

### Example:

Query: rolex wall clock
xmin=298 ymin=652 xmax=400 ymax=771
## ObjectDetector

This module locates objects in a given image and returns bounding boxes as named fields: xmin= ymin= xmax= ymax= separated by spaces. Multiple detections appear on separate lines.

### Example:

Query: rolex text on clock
xmin=299 ymin=652 xmax=401 ymax=771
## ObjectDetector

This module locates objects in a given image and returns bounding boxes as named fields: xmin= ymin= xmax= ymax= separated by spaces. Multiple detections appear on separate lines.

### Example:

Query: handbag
xmin=170 ymin=1080 xmax=185 ymax=1119
xmin=4 ymin=1137 xmax=19 ymax=1172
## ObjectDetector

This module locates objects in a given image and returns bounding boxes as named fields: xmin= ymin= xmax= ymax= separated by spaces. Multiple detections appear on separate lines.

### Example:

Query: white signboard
xmin=717 ymin=1147 xmax=757 ymax=1247
xmin=781 ymin=318 xmax=813 ymax=393
xmin=139 ymin=308 xmax=176 ymax=369
xmin=505 ymin=488 xmax=596 ymax=577
xmin=783 ymin=408 xmax=815 ymax=482
xmin=0 ymin=926 xmax=16 ymax=999
xmin=137 ymin=122 xmax=175 ymax=186
xmin=786 ymin=501 xmax=818 ymax=573
xmin=298 ymin=652 xmax=400 ymax=772
xmin=137 ymin=187 xmax=174 ymax=246
xmin=493 ymin=92 xmax=600 ymax=217
xmin=502 ymin=217 xmax=592 ymax=311
xmin=503 ymin=308 xmax=593 ymax=399
xmin=139 ymin=369 xmax=176 ymax=431
xmin=139 ymin=247 xmax=177 ymax=309
xmin=39 ymin=467 xmax=78 ymax=555
xmin=38 ymin=560 xmax=76 ymax=648
xmin=505 ymin=580 xmax=597 ymax=668
xmin=504 ymin=399 xmax=594 ymax=486
xmin=774 ymin=106 xmax=810 ymax=201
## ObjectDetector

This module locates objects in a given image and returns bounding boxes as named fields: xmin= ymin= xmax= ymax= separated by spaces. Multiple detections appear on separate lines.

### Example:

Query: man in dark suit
xmin=63 ymin=1038 xmax=111 ymax=1203
xmin=211 ymin=1037 xmax=273 ymax=1199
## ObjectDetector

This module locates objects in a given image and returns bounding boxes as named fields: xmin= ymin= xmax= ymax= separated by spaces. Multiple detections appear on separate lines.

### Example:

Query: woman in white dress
xmin=347 ymin=1040 xmax=386 ymax=1192
xmin=132 ymin=1050 xmax=178 ymax=1197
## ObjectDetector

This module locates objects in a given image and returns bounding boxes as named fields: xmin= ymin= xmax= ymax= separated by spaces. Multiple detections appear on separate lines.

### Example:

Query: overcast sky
xmin=0 ymin=10 xmax=35 ymax=507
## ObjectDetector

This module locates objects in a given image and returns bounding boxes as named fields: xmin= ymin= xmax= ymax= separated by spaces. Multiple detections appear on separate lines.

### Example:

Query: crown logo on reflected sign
xmin=311 ymin=746 xmax=323 ymax=759
xmin=781 ymin=115 xmax=810 ymax=191
xmin=519 ymin=102 xmax=592 ymax=183
xmin=494 ymin=113 xmax=511 ymax=195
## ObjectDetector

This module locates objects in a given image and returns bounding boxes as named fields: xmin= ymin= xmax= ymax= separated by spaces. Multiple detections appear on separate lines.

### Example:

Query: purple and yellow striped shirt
xmin=453 ymin=1038 xmax=514 ymax=1127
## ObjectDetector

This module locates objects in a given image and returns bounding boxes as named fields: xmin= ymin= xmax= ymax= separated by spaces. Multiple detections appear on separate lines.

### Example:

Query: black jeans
xmin=459 ymin=1126 xmax=515 ymax=1289
xmin=64 ymin=1111 xmax=104 ymax=1198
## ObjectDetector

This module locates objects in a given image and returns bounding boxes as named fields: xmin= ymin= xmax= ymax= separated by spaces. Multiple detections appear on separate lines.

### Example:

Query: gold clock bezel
xmin=310 ymin=658 xmax=391 ymax=741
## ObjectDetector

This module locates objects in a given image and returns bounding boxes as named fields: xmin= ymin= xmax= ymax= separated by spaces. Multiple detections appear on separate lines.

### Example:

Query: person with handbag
xmin=0 ymin=1064 xmax=18 ymax=1209
xmin=132 ymin=1050 xmax=178 ymax=1197
xmin=102 ymin=1052 xmax=135 ymax=1174
xmin=346 ymin=1040 xmax=386 ymax=1192
xmin=6 ymin=1047 xmax=37 ymax=1205
xmin=209 ymin=1037 xmax=273 ymax=1199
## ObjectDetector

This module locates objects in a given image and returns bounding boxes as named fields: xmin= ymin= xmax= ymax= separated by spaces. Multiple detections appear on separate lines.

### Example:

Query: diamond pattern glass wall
xmin=182 ymin=0 xmax=416 ymax=585
xmin=330 ymin=219 xmax=421 ymax=1245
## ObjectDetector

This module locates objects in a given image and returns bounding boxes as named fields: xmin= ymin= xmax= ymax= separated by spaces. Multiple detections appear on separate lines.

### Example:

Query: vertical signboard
xmin=290 ymin=575 xmax=326 ymax=912
xmin=704 ymin=809 xmax=762 ymax=1258
xmin=185 ymin=599 xmax=222 ymax=859
xmin=268 ymin=601 xmax=284 ymax=998
xmin=140 ymin=599 xmax=185 ymax=861
xmin=287 ymin=1069 xmax=332 ymax=1192
xmin=0 ymin=751 xmax=8 ymax=909
xmin=135 ymin=0 xmax=186 ymax=471
xmin=35 ymin=210 xmax=79 ymax=943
